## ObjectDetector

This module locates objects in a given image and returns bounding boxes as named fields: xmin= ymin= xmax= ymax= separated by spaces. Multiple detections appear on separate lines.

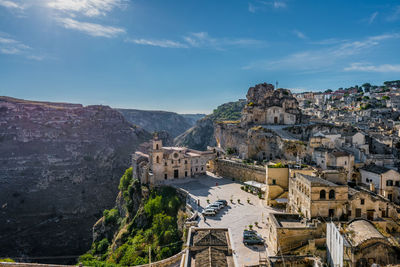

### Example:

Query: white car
xmin=202 ymin=209 xmax=217 ymax=216
xmin=206 ymin=203 xmax=221 ymax=211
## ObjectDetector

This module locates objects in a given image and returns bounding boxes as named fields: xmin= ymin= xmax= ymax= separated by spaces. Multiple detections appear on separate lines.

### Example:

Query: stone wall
xmin=213 ymin=159 xmax=266 ymax=183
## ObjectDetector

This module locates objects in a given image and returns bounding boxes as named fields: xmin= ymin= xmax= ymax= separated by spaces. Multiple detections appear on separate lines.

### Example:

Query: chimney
xmin=370 ymin=183 xmax=375 ymax=192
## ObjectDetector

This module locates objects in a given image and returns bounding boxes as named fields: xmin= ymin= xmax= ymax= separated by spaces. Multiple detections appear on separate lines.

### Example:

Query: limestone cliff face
xmin=116 ymin=109 xmax=201 ymax=138
xmin=0 ymin=97 xmax=151 ymax=263
xmin=174 ymin=100 xmax=246 ymax=150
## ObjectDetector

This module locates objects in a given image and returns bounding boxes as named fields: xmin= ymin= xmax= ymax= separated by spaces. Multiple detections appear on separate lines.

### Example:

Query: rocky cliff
xmin=116 ymin=109 xmax=203 ymax=138
xmin=174 ymin=100 xmax=246 ymax=150
xmin=0 ymin=97 xmax=151 ymax=263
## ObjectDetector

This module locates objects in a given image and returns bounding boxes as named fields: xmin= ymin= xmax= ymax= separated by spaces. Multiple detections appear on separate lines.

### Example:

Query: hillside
xmin=79 ymin=168 xmax=186 ymax=266
xmin=116 ymin=109 xmax=203 ymax=138
xmin=0 ymin=97 xmax=151 ymax=263
xmin=174 ymin=99 xmax=246 ymax=150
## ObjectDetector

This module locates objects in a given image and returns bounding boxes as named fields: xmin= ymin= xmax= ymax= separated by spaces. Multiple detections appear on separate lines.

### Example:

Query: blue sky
xmin=0 ymin=0 xmax=400 ymax=113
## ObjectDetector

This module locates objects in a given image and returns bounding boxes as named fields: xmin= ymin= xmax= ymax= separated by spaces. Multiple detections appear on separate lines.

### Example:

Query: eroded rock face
xmin=0 ymin=97 xmax=151 ymax=263
xmin=116 ymin=109 xmax=194 ymax=138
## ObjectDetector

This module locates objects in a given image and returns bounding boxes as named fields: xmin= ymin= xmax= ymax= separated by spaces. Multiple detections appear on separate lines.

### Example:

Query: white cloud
xmin=368 ymin=12 xmax=378 ymax=24
xmin=0 ymin=0 xmax=24 ymax=9
xmin=344 ymin=63 xmax=400 ymax=73
xmin=273 ymin=1 xmax=286 ymax=8
xmin=387 ymin=5 xmax=400 ymax=21
xmin=293 ymin=30 xmax=307 ymax=39
xmin=243 ymin=33 xmax=400 ymax=71
xmin=183 ymin=32 xmax=265 ymax=49
xmin=0 ymin=35 xmax=43 ymax=59
xmin=57 ymin=17 xmax=125 ymax=38
xmin=126 ymin=38 xmax=188 ymax=48
xmin=47 ymin=0 xmax=125 ymax=17
xmin=248 ymin=3 xmax=256 ymax=13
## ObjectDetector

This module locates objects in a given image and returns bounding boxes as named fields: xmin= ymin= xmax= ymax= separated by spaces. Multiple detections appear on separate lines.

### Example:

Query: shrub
xmin=95 ymin=238 xmax=110 ymax=254
xmin=258 ymin=192 xmax=262 ymax=199
xmin=103 ymin=209 xmax=119 ymax=225
xmin=249 ymin=224 xmax=253 ymax=230
xmin=237 ymin=199 xmax=241 ymax=203
xmin=0 ymin=258 xmax=15 ymax=262
xmin=119 ymin=168 xmax=133 ymax=191
xmin=255 ymin=222 xmax=258 ymax=226
xmin=269 ymin=162 xmax=287 ymax=168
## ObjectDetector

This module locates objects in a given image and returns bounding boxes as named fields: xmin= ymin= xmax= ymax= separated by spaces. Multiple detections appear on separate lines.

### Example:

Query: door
xmin=274 ymin=117 xmax=278 ymax=124
xmin=367 ymin=210 xmax=374 ymax=220
xmin=174 ymin=169 xmax=179 ymax=178
xmin=329 ymin=209 xmax=334 ymax=217
xmin=356 ymin=208 xmax=362 ymax=217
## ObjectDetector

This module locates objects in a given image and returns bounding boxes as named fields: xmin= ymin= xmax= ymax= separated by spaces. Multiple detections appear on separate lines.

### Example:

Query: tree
xmin=324 ymin=89 xmax=332 ymax=93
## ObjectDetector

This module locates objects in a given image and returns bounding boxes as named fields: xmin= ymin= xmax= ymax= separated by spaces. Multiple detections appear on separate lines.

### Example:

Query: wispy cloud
xmin=248 ymin=0 xmax=287 ymax=13
xmin=56 ymin=17 xmax=125 ymax=38
xmin=248 ymin=3 xmax=256 ymax=13
xmin=126 ymin=32 xmax=265 ymax=50
xmin=387 ymin=5 xmax=400 ymax=21
xmin=126 ymin=38 xmax=188 ymax=48
xmin=0 ymin=35 xmax=43 ymax=60
xmin=47 ymin=0 xmax=126 ymax=17
xmin=243 ymin=33 xmax=400 ymax=71
xmin=344 ymin=63 xmax=400 ymax=73
xmin=0 ymin=0 xmax=24 ymax=10
xmin=183 ymin=32 xmax=265 ymax=49
xmin=368 ymin=11 xmax=378 ymax=24
xmin=293 ymin=30 xmax=307 ymax=39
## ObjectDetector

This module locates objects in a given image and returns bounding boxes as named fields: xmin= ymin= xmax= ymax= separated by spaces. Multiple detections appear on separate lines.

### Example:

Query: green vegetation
xmin=210 ymin=99 xmax=246 ymax=122
xmin=382 ymin=95 xmax=390 ymax=100
xmin=226 ymin=147 xmax=235 ymax=155
xmin=0 ymin=258 xmax=15 ymax=262
xmin=79 ymin=169 xmax=185 ymax=267
xmin=268 ymin=162 xmax=287 ymax=168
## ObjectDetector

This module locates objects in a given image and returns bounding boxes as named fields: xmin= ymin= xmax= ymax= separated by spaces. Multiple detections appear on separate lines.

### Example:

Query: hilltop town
xmin=127 ymin=81 xmax=400 ymax=267
xmin=2 ymin=81 xmax=400 ymax=267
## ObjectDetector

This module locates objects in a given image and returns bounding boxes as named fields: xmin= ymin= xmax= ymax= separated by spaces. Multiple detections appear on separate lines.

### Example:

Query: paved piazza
xmin=166 ymin=172 xmax=281 ymax=267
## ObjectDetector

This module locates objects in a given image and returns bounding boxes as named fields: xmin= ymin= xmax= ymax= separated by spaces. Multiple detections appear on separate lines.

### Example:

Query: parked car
xmin=215 ymin=200 xmax=228 ymax=206
xmin=206 ymin=203 xmax=221 ymax=211
xmin=202 ymin=208 xmax=217 ymax=216
xmin=212 ymin=202 xmax=224 ymax=209
xmin=243 ymin=235 xmax=264 ymax=245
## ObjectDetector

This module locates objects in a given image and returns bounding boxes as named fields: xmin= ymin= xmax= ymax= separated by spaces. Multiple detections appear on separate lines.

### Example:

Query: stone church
xmin=132 ymin=137 xmax=215 ymax=185
xmin=241 ymin=83 xmax=301 ymax=126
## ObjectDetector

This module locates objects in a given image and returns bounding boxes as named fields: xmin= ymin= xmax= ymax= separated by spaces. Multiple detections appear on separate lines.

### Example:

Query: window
xmin=178 ymin=159 xmax=181 ymax=164
xmin=164 ymin=174 xmax=167 ymax=180
xmin=164 ymin=162 xmax=167 ymax=166
xmin=386 ymin=180 xmax=393 ymax=186
xmin=329 ymin=209 xmax=335 ymax=217
xmin=185 ymin=160 xmax=187 ymax=164
xmin=185 ymin=171 xmax=188 ymax=177
xmin=201 ymin=167 xmax=203 ymax=171
xmin=196 ymin=168 xmax=198 ymax=171
xmin=272 ymin=179 xmax=276 ymax=185
xmin=360 ymin=198 xmax=364 ymax=205
xmin=395 ymin=181 xmax=400 ymax=187
xmin=329 ymin=190 xmax=335 ymax=199
xmin=156 ymin=156 xmax=159 ymax=164
xmin=156 ymin=144 xmax=159 ymax=150
xmin=320 ymin=190 xmax=326 ymax=199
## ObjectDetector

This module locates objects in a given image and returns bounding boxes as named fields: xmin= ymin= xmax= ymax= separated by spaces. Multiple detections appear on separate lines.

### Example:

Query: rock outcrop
xmin=174 ymin=100 xmax=246 ymax=150
xmin=116 ymin=109 xmax=203 ymax=138
xmin=0 ymin=97 xmax=151 ymax=263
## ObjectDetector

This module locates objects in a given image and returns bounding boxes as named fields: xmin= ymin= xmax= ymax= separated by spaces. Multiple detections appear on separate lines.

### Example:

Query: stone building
xmin=359 ymin=164 xmax=400 ymax=203
xmin=327 ymin=220 xmax=400 ymax=267
xmin=132 ymin=137 xmax=215 ymax=185
xmin=287 ymin=173 xmax=348 ymax=219
xmin=184 ymin=227 xmax=237 ymax=267
xmin=241 ymin=83 xmax=301 ymax=126
xmin=266 ymin=213 xmax=324 ymax=255
xmin=348 ymin=188 xmax=400 ymax=221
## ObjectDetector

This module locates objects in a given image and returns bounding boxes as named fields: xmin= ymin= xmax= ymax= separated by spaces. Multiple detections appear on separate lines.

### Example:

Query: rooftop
xmin=345 ymin=219 xmax=385 ymax=247
xmin=270 ymin=213 xmax=312 ymax=229
xmin=297 ymin=173 xmax=339 ymax=187
xmin=360 ymin=164 xmax=391 ymax=174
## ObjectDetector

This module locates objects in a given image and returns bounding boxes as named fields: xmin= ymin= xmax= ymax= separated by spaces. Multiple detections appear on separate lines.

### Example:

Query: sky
xmin=0 ymin=0 xmax=400 ymax=113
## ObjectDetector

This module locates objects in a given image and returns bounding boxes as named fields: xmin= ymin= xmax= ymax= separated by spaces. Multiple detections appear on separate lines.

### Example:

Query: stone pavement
xmin=167 ymin=173 xmax=282 ymax=267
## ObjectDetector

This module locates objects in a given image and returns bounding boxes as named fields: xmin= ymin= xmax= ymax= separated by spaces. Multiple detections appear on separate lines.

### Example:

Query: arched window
xmin=156 ymin=156 xmax=159 ymax=163
xmin=156 ymin=144 xmax=159 ymax=150
xmin=185 ymin=160 xmax=187 ymax=164
xmin=329 ymin=190 xmax=335 ymax=200
xmin=320 ymin=190 xmax=326 ymax=199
